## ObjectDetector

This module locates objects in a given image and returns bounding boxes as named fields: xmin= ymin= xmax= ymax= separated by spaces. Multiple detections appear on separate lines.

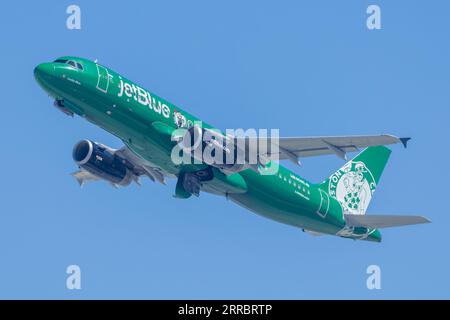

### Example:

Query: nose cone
xmin=34 ymin=62 xmax=58 ymax=95
xmin=34 ymin=63 xmax=53 ymax=81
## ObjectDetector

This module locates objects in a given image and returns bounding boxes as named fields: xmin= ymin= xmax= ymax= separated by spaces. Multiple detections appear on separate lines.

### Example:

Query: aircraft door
xmin=96 ymin=64 xmax=110 ymax=93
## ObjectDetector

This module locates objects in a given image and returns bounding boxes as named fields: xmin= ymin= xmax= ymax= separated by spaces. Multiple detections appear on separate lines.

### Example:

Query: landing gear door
xmin=317 ymin=189 xmax=330 ymax=218
xmin=96 ymin=64 xmax=109 ymax=93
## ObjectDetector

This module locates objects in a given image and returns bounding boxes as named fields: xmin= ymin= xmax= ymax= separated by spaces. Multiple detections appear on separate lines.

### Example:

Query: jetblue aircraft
xmin=34 ymin=57 xmax=430 ymax=242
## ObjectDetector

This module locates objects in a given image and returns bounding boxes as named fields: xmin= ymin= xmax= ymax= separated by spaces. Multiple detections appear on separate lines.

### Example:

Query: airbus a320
xmin=34 ymin=57 xmax=430 ymax=242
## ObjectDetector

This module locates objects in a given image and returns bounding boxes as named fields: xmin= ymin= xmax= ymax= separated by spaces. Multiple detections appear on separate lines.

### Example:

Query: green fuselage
xmin=34 ymin=56 xmax=381 ymax=242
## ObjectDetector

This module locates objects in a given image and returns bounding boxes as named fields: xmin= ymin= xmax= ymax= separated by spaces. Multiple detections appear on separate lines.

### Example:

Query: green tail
xmin=320 ymin=146 xmax=392 ymax=216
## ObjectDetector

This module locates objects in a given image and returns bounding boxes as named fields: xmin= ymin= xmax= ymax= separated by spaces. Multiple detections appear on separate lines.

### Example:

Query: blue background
xmin=0 ymin=0 xmax=448 ymax=299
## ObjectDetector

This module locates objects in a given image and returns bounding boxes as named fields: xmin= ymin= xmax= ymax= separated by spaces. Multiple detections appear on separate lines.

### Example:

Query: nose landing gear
xmin=53 ymin=99 xmax=74 ymax=117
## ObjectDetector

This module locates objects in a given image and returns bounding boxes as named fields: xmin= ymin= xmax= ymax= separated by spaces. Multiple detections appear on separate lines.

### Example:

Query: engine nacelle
xmin=178 ymin=125 xmax=252 ymax=174
xmin=72 ymin=140 xmax=133 ymax=186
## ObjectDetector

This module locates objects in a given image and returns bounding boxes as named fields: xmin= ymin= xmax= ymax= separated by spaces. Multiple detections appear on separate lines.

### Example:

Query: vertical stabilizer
xmin=320 ymin=146 xmax=391 ymax=215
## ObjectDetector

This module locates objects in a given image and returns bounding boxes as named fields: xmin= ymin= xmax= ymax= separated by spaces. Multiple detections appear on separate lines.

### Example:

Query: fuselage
xmin=34 ymin=56 xmax=381 ymax=242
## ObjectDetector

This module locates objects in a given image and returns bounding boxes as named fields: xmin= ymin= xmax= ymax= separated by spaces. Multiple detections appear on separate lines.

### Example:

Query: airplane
xmin=34 ymin=56 xmax=430 ymax=242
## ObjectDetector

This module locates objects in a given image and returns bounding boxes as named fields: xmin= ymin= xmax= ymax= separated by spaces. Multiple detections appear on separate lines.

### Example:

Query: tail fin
xmin=320 ymin=146 xmax=391 ymax=215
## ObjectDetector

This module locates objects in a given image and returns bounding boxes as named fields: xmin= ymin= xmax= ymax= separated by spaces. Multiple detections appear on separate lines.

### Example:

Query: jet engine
xmin=72 ymin=140 xmax=134 ymax=186
xmin=178 ymin=125 xmax=265 ymax=174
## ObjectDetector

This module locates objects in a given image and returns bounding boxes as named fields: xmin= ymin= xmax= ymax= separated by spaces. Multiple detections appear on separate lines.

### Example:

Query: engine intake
xmin=73 ymin=139 xmax=94 ymax=165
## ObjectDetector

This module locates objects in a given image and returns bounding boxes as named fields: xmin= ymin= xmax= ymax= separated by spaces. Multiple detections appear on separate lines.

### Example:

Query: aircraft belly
xmin=228 ymin=189 xmax=341 ymax=236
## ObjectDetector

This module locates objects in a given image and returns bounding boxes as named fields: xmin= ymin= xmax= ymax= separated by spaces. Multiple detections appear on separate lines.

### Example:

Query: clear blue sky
xmin=0 ymin=0 xmax=449 ymax=299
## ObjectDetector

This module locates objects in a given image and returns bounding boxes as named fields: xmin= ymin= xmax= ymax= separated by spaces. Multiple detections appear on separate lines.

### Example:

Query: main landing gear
xmin=175 ymin=167 xmax=214 ymax=198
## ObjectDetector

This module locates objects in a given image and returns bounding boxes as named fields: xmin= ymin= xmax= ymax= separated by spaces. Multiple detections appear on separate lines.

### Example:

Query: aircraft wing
xmin=345 ymin=214 xmax=431 ymax=229
xmin=115 ymin=146 xmax=168 ymax=184
xmin=72 ymin=169 xmax=101 ymax=187
xmin=238 ymin=134 xmax=409 ymax=165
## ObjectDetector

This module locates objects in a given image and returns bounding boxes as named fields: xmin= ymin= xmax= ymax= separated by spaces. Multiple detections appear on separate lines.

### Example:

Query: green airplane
xmin=34 ymin=56 xmax=430 ymax=242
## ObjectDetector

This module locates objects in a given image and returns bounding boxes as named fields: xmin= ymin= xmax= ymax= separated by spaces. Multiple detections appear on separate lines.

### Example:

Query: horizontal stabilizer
xmin=345 ymin=214 xmax=431 ymax=229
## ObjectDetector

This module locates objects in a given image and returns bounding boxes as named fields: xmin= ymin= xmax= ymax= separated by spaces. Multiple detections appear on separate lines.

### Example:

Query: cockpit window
xmin=68 ymin=60 xmax=77 ymax=68
xmin=53 ymin=59 xmax=84 ymax=71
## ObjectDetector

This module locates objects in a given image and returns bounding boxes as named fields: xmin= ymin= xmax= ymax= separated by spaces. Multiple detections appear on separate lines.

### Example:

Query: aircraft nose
xmin=34 ymin=63 xmax=57 ymax=92
xmin=34 ymin=63 xmax=54 ymax=79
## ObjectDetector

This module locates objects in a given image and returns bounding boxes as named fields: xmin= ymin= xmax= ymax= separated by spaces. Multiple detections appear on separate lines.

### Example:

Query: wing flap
xmin=276 ymin=134 xmax=404 ymax=159
xmin=345 ymin=214 xmax=431 ymax=229
xmin=238 ymin=134 xmax=407 ymax=164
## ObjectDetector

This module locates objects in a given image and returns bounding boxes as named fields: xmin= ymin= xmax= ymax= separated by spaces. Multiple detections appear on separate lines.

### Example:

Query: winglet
xmin=399 ymin=137 xmax=411 ymax=148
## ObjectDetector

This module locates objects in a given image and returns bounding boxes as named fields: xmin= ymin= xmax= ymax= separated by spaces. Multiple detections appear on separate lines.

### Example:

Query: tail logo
xmin=328 ymin=161 xmax=376 ymax=215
